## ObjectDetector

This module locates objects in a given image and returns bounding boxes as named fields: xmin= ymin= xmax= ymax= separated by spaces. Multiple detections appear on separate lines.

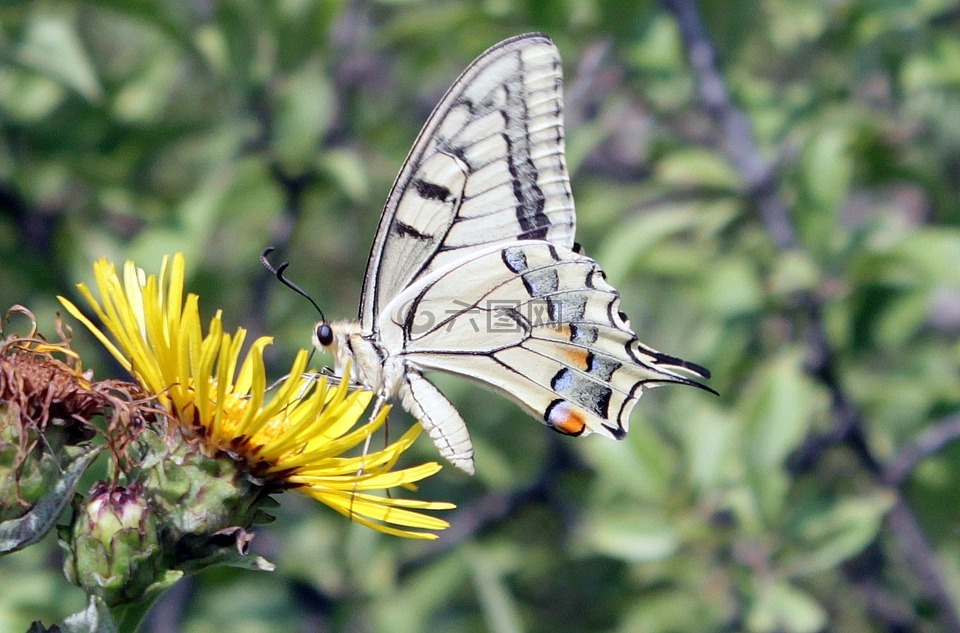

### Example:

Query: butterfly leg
xmin=400 ymin=370 xmax=475 ymax=475
xmin=347 ymin=391 xmax=390 ymax=521
xmin=355 ymin=392 xmax=387 ymax=475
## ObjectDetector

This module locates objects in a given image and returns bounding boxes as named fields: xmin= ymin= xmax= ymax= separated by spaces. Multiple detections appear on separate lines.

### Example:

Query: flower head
xmin=59 ymin=254 xmax=453 ymax=539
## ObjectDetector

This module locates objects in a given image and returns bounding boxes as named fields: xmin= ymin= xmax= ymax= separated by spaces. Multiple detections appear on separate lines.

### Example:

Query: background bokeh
xmin=2 ymin=1 xmax=960 ymax=631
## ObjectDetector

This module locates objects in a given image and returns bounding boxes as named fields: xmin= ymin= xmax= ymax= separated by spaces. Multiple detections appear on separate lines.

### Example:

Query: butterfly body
xmin=311 ymin=34 xmax=711 ymax=475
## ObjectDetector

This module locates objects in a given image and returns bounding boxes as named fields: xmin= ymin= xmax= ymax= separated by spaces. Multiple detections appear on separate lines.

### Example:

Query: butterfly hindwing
xmin=380 ymin=242 xmax=707 ymax=442
xmin=360 ymin=33 xmax=575 ymax=331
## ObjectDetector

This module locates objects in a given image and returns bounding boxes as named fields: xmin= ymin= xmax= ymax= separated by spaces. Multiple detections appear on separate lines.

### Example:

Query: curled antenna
xmin=260 ymin=247 xmax=326 ymax=322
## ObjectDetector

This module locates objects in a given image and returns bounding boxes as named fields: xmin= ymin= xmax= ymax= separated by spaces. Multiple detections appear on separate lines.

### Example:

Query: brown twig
xmin=661 ymin=0 xmax=960 ymax=628
xmin=885 ymin=413 xmax=960 ymax=487
xmin=661 ymin=0 xmax=796 ymax=250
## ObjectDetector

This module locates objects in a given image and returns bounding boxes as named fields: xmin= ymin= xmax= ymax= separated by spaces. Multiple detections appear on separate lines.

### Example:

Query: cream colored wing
xmin=380 ymin=242 xmax=711 ymax=444
xmin=360 ymin=33 xmax=575 ymax=332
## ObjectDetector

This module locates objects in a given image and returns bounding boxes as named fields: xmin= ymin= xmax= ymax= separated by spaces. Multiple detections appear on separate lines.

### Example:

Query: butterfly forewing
xmin=360 ymin=34 xmax=575 ymax=331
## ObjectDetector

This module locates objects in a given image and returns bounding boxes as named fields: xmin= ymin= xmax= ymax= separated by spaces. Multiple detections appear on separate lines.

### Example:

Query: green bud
xmin=62 ymin=483 xmax=164 ymax=606
xmin=137 ymin=427 xmax=270 ymax=558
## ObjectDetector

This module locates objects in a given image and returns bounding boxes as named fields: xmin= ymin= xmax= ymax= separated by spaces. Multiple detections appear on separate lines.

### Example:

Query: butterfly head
xmin=313 ymin=321 xmax=334 ymax=348
xmin=311 ymin=320 xmax=355 ymax=369
xmin=311 ymin=319 xmax=382 ymax=390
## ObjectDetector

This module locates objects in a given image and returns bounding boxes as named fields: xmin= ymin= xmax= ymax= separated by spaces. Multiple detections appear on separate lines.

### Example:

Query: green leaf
xmin=468 ymin=547 xmax=523 ymax=633
xmin=318 ymin=148 xmax=371 ymax=203
xmin=273 ymin=58 xmax=335 ymax=168
xmin=891 ymin=228 xmax=960 ymax=285
xmin=617 ymin=589 xmax=716 ymax=633
xmin=800 ymin=126 xmax=852 ymax=214
xmin=581 ymin=423 xmax=674 ymax=501
xmin=0 ymin=67 xmax=65 ymax=121
xmin=370 ymin=552 xmax=470 ymax=633
xmin=699 ymin=256 xmax=764 ymax=317
xmin=742 ymin=350 xmax=816 ymax=470
xmin=796 ymin=125 xmax=853 ymax=254
xmin=783 ymin=492 xmax=895 ymax=575
xmin=16 ymin=9 xmax=103 ymax=102
xmin=768 ymin=250 xmax=821 ymax=297
xmin=580 ymin=512 xmax=679 ymax=562
xmin=678 ymin=407 xmax=734 ymax=490
xmin=747 ymin=580 xmax=827 ymax=633
xmin=0 ymin=446 xmax=101 ymax=554
xmin=110 ymin=570 xmax=184 ymax=633
xmin=740 ymin=350 xmax=818 ymax=520
xmin=594 ymin=206 xmax=704 ymax=280
xmin=655 ymin=147 xmax=742 ymax=190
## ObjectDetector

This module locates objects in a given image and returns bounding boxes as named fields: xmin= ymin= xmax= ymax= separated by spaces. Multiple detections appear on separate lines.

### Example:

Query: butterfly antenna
xmin=261 ymin=247 xmax=326 ymax=322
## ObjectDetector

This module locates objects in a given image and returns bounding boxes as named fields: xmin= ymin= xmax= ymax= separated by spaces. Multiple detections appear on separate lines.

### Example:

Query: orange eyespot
xmin=545 ymin=400 xmax=587 ymax=436
xmin=315 ymin=322 xmax=333 ymax=347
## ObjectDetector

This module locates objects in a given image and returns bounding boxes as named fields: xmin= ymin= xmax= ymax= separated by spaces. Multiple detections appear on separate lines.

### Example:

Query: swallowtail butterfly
xmin=276 ymin=33 xmax=711 ymax=474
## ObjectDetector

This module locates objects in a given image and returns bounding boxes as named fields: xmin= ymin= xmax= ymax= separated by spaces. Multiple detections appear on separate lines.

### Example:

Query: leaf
xmin=617 ymin=589 xmax=715 ymax=633
xmin=61 ymin=596 xmax=118 ymax=633
xmin=796 ymin=125 xmax=853 ymax=254
xmin=273 ymin=58 xmax=335 ymax=168
xmin=16 ymin=9 xmax=103 ymax=102
xmin=581 ymin=423 xmax=674 ymax=502
xmin=468 ymin=547 xmax=523 ymax=633
xmin=595 ymin=206 xmax=704 ymax=280
xmin=580 ymin=512 xmax=679 ymax=562
xmin=799 ymin=126 xmax=852 ymax=214
xmin=891 ymin=228 xmax=960 ymax=285
xmin=699 ymin=256 xmax=764 ymax=317
xmin=742 ymin=350 xmax=816 ymax=470
xmin=110 ymin=570 xmax=184 ymax=633
xmin=768 ymin=250 xmax=821 ymax=297
xmin=747 ymin=580 xmax=827 ymax=633
xmin=783 ymin=492 xmax=895 ymax=575
xmin=318 ymin=148 xmax=370 ymax=203
xmin=678 ymin=407 xmax=734 ymax=490
xmin=0 ymin=446 xmax=101 ymax=554
xmin=656 ymin=147 xmax=742 ymax=190
xmin=740 ymin=350 xmax=818 ymax=520
xmin=177 ymin=542 xmax=275 ymax=576
xmin=370 ymin=552 xmax=470 ymax=633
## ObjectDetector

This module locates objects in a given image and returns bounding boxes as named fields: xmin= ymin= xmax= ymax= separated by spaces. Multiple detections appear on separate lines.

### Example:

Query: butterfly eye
xmin=315 ymin=323 xmax=334 ymax=347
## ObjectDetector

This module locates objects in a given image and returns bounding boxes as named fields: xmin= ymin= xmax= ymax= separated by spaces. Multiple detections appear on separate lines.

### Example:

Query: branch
xmin=661 ymin=0 xmax=960 ymax=628
xmin=661 ymin=0 xmax=796 ymax=250
xmin=884 ymin=413 xmax=960 ymax=486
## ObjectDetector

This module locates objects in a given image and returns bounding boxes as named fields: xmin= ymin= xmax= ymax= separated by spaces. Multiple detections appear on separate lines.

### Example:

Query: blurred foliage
xmin=1 ymin=0 xmax=959 ymax=631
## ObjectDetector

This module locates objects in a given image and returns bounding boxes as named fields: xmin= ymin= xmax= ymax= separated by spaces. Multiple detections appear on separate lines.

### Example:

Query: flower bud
xmin=62 ymin=483 xmax=164 ymax=606
xmin=137 ymin=428 xmax=270 ymax=560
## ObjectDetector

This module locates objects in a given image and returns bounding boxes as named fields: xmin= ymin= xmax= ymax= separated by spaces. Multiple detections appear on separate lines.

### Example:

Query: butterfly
xmin=267 ymin=33 xmax=711 ymax=475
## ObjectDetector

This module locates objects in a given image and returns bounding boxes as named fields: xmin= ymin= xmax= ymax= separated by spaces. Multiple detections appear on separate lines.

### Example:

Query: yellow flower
xmin=59 ymin=254 xmax=453 ymax=539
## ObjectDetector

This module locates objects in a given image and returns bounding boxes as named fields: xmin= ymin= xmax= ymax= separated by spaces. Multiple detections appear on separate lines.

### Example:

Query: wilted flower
xmin=0 ymin=308 xmax=145 ymax=548
xmin=59 ymin=254 xmax=453 ymax=539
